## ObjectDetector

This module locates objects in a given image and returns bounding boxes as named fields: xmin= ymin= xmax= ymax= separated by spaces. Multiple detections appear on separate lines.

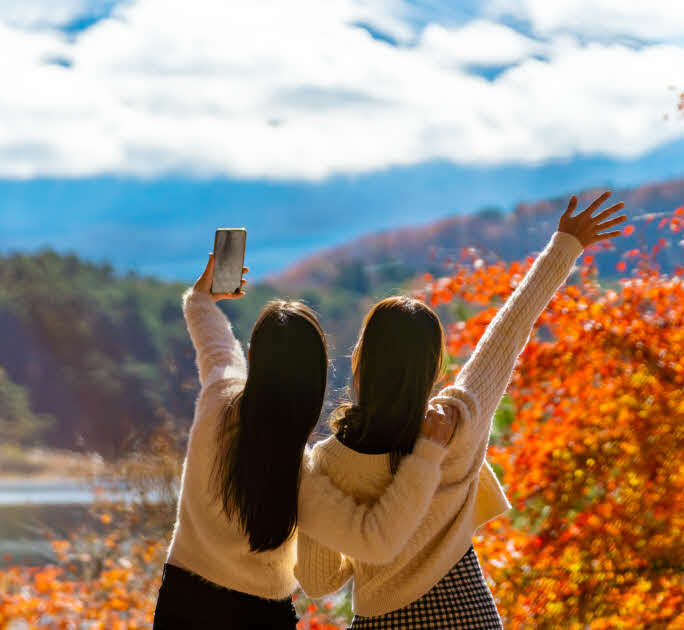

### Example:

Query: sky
xmin=1 ymin=0 xmax=683 ymax=181
xmin=0 ymin=1 xmax=683 ymax=280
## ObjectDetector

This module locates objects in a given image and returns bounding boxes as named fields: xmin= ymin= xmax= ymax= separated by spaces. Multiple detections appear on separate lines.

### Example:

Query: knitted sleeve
xmin=181 ymin=287 xmax=247 ymax=388
xmin=297 ymin=436 xmax=447 ymax=567
xmin=294 ymin=533 xmax=353 ymax=598
xmin=431 ymin=231 xmax=584 ymax=469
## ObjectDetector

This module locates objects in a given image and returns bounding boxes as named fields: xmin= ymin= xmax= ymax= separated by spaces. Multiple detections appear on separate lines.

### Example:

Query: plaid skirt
xmin=349 ymin=545 xmax=503 ymax=629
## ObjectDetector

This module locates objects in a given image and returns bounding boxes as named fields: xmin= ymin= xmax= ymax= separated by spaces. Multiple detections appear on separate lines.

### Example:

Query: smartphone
xmin=212 ymin=228 xmax=247 ymax=294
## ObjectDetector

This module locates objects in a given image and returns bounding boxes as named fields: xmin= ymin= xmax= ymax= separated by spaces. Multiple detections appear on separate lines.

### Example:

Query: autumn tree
xmin=419 ymin=204 xmax=684 ymax=629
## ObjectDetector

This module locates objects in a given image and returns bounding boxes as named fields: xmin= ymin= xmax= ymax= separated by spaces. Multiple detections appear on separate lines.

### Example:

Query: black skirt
xmin=349 ymin=545 xmax=503 ymax=629
xmin=152 ymin=563 xmax=299 ymax=630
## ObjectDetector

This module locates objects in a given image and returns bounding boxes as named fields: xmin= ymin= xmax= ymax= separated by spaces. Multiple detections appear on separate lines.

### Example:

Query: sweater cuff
xmin=182 ymin=287 xmax=216 ymax=311
xmin=551 ymin=230 xmax=584 ymax=260
xmin=412 ymin=436 xmax=448 ymax=465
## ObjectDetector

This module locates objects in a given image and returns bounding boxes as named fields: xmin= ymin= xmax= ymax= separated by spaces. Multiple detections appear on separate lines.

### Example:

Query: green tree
xmin=0 ymin=367 xmax=54 ymax=444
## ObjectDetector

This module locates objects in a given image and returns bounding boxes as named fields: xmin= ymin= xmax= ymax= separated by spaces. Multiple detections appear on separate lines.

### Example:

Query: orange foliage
xmin=0 ymin=540 xmax=165 ymax=629
xmin=419 ymin=203 xmax=684 ymax=629
xmin=0 ymin=537 xmax=344 ymax=630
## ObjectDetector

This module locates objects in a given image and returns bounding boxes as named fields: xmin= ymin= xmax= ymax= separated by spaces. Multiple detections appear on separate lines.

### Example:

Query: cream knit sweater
xmin=165 ymin=288 xmax=450 ymax=600
xmin=294 ymin=230 xmax=585 ymax=616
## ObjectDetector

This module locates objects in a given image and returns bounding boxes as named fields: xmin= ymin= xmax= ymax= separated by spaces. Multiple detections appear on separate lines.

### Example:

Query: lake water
xmin=0 ymin=478 xmax=162 ymax=567
xmin=0 ymin=477 xmax=164 ymax=506
xmin=0 ymin=478 xmax=100 ymax=505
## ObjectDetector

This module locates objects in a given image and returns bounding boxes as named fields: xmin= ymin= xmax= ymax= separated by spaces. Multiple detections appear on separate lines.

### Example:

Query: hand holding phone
xmin=192 ymin=228 xmax=248 ymax=302
xmin=212 ymin=228 xmax=247 ymax=294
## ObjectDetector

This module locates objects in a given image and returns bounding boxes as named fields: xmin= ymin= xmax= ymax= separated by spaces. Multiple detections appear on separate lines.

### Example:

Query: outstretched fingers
xmin=563 ymin=195 xmax=578 ymax=216
xmin=595 ymin=213 xmax=627 ymax=231
xmin=580 ymin=191 xmax=612 ymax=217
xmin=593 ymin=201 xmax=625 ymax=222
xmin=588 ymin=230 xmax=622 ymax=245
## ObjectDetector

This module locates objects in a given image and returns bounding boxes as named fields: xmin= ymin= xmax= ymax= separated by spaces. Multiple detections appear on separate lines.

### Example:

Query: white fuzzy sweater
xmin=295 ymin=230 xmax=585 ymax=616
xmin=165 ymin=288 xmax=449 ymax=600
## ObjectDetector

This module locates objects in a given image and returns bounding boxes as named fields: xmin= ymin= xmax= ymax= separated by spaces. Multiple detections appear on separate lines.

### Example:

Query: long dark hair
xmin=330 ymin=296 xmax=447 ymax=474
xmin=211 ymin=300 xmax=328 ymax=552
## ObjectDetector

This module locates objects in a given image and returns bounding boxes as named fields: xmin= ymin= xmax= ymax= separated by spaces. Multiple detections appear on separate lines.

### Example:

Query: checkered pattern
xmin=349 ymin=545 xmax=503 ymax=629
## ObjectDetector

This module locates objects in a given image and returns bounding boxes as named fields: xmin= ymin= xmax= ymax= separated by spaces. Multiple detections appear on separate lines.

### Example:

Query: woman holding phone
xmin=152 ymin=251 xmax=458 ymax=629
xmin=296 ymin=192 xmax=626 ymax=628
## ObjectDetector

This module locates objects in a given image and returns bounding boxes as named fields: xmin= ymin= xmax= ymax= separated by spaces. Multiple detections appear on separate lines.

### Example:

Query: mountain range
xmin=2 ymin=138 xmax=684 ymax=283
xmin=273 ymin=177 xmax=684 ymax=289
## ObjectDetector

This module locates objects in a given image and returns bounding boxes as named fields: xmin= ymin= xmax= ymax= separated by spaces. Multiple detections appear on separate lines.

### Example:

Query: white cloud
xmin=0 ymin=0 xmax=99 ymax=28
xmin=421 ymin=20 xmax=545 ymax=66
xmin=487 ymin=0 xmax=684 ymax=42
xmin=0 ymin=0 xmax=683 ymax=180
xmin=343 ymin=0 xmax=418 ymax=44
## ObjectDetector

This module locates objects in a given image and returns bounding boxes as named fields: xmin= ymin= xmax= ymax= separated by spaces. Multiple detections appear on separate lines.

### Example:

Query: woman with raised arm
xmin=152 ymin=253 xmax=458 ymax=630
xmin=295 ymin=192 xmax=626 ymax=629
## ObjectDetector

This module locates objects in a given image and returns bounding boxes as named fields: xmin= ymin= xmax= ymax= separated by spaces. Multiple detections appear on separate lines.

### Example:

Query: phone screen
xmin=212 ymin=228 xmax=247 ymax=294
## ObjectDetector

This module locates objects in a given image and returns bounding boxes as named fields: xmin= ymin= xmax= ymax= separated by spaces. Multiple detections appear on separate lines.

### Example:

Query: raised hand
xmin=193 ymin=253 xmax=249 ymax=302
xmin=420 ymin=403 xmax=457 ymax=447
xmin=558 ymin=191 xmax=627 ymax=249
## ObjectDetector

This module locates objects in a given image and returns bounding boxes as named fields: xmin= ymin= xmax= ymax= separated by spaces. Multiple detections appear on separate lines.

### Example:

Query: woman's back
xmin=296 ymin=229 xmax=587 ymax=616
xmin=301 ymin=432 xmax=509 ymax=615
xmin=167 ymin=289 xmax=301 ymax=599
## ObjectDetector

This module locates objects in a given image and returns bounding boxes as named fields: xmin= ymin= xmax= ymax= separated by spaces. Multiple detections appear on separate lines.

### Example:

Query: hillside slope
xmin=273 ymin=178 xmax=684 ymax=289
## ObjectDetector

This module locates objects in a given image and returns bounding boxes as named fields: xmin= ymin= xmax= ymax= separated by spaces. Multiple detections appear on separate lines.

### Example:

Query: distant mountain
xmin=272 ymin=177 xmax=684 ymax=289
xmin=1 ymin=138 xmax=684 ymax=282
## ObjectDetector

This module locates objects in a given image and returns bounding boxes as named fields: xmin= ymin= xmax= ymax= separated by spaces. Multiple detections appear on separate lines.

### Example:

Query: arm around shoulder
xmin=295 ymin=532 xmax=353 ymax=598
xmin=297 ymin=436 xmax=447 ymax=565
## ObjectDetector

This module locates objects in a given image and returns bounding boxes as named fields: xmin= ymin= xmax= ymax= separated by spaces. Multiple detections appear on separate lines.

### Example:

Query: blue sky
xmin=0 ymin=1 xmax=683 ymax=280
xmin=1 ymin=0 xmax=683 ymax=180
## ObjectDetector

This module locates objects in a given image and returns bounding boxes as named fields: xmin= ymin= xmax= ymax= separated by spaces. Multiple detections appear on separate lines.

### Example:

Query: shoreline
xmin=0 ymin=445 xmax=107 ymax=482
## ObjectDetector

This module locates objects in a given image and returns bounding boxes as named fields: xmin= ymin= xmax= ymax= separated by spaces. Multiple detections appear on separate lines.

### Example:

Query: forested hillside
xmin=0 ymin=250 xmax=401 ymax=455
xmin=0 ymin=252 xmax=271 ymax=455
xmin=274 ymin=178 xmax=684 ymax=289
